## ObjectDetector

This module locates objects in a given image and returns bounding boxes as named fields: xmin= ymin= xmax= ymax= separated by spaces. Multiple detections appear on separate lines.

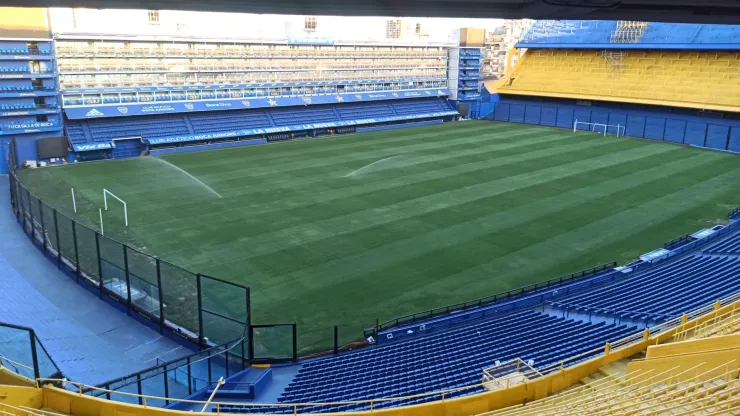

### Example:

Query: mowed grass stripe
xmin=266 ymin=161 xmax=740 ymax=326
xmin=135 ymin=131 xmax=595 ymax=225
xmin=232 ymin=149 xmax=717 ymax=287
xmin=172 ymin=125 xmax=564 ymax=185
xmin=163 ymin=121 xmax=520 ymax=169
xmin=433 ymin=168 xmax=740 ymax=299
xmin=157 ymin=143 xmax=676 ymax=268
xmin=57 ymin=124 xmax=552 ymax=211
xmin=138 ymin=138 xmax=645 ymax=252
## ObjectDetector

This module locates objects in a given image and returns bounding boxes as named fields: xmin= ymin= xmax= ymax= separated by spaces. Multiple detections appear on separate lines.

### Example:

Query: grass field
xmin=18 ymin=120 xmax=740 ymax=352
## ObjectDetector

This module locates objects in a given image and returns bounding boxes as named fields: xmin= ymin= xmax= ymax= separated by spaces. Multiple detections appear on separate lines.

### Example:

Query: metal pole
xmin=156 ymin=258 xmax=165 ymax=333
xmin=163 ymin=370 xmax=170 ymax=406
xmin=71 ymin=188 xmax=77 ymax=213
xmin=246 ymin=287 xmax=252 ymax=362
xmin=197 ymin=274 xmax=204 ymax=348
xmin=53 ymin=210 xmax=61 ymax=269
xmin=95 ymin=233 xmax=103 ymax=297
xmin=187 ymin=357 xmax=193 ymax=394
xmin=292 ymin=323 xmax=298 ymax=362
xmin=29 ymin=330 xmax=40 ymax=380
xmin=38 ymin=199 xmax=45 ymax=250
xmin=25 ymin=189 xmax=32 ymax=236
xmin=123 ymin=246 xmax=131 ymax=309
xmin=137 ymin=374 xmax=143 ymax=405
xmin=334 ymin=325 xmax=339 ymax=355
xmin=71 ymin=221 xmax=80 ymax=280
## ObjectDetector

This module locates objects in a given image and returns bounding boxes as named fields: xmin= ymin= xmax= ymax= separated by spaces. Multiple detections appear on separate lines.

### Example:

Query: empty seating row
xmin=336 ymin=103 xmax=395 ymax=119
xmin=0 ymin=66 xmax=30 ymax=73
xmin=496 ymin=49 xmax=740 ymax=112
xmin=0 ymin=103 xmax=37 ymax=110
xmin=66 ymin=98 xmax=453 ymax=148
xmin=65 ymin=124 xmax=88 ymax=144
xmin=0 ymin=85 xmax=53 ymax=92
xmin=549 ymin=254 xmax=740 ymax=320
xmin=703 ymin=231 xmax=740 ymax=255
xmin=273 ymin=310 xmax=635 ymax=411
xmin=189 ymin=111 xmax=271 ymax=133
xmin=270 ymin=107 xmax=339 ymax=127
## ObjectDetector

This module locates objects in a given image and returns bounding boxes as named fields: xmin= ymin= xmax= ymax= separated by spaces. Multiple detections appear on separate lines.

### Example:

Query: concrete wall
xmin=488 ymin=94 xmax=740 ymax=153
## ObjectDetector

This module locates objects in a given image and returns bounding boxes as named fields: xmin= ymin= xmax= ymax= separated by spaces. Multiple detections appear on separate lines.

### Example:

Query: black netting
xmin=55 ymin=213 xmax=77 ymax=273
xmin=98 ymin=235 xmax=127 ymax=299
xmin=159 ymin=261 xmax=199 ymax=334
xmin=251 ymin=324 xmax=295 ymax=362
xmin=199 ymin=275 xmax=248 ymax=346
xmin=75 ymin=225 xmax=100 ymax=284
xmin=126 ymin=248 xmax=161 ymax=318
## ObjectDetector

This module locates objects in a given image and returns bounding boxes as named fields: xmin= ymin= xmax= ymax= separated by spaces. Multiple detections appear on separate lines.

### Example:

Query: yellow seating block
xmin=496 ymin=49 xmax=740 ymax=112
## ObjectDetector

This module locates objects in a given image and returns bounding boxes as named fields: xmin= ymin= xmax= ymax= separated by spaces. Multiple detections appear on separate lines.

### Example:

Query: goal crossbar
xmin=103 ymin=189 xmax=128 ymax=227
xmin=573 ymin=120 xmax=624 ymax=137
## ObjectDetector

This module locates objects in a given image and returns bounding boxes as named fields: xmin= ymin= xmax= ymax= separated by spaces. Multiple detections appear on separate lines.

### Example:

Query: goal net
xmin=573 ymin=120 xmax=625 ymax=137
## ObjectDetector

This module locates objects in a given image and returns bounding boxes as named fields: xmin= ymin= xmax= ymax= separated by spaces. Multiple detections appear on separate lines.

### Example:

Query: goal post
xmin=103 ymin=189 xmax=128 ymax=227
xmin=573 ymin=119 xmax=625 ymax=137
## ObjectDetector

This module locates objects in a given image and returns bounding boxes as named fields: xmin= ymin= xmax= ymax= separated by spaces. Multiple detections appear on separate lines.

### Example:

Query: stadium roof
xmin=3 ymin=0 xmax=740 ymax=24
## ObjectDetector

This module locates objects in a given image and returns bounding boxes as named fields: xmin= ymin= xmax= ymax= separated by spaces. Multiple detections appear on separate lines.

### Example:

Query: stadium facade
xmin=1 ymin=11 xmax=740 ymax=416
xmin=0 ymin=10 xmax=490 ymax=172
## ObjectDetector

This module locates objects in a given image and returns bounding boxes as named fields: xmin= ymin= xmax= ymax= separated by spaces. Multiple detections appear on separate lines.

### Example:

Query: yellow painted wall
xmin=458 ymin=28 xmax=484 ymax=47
xmin=0 ymin=7 xmax=50 ymax=38
xmin=646 ymin=334 xmax=740 ymax=359
xmin=0 ymin=385 xmax=42 ymax=409
xmin=0 ymin=367 xmax=35 ymax=387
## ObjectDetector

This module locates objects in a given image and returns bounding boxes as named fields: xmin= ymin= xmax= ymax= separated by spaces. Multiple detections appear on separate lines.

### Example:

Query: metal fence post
xmin=38 ymin=199 xmax=45 ymax=249
xmin=137 ymin=374 xmax=143 ymax=405
xmin=163 ymin=370 xmax=170 ymax=406
xmin=187 ymin=357 xmax=193 ymax=394
xmin=95 ymin=233 xmax=103 ymax=297
xmin=246 ymin=287 xmax=253 ymax=362
xmin=196 ymin=273 xmax=204 ymax=348
xmin=334 ymin=325 xmax=339 ymax=355
xmin=28 ymin=191 xmax=34 ymax=240
xmin=123 ymin=246 xmax=131 ymax=309
xmin=21 ymin=189 xmax=28 ymax=233
xmin=292 ymin=322 xmax=298 ymax=363
xmin=225 ymin=349 xmax=230 ymax=378
xmin=71 ymin=221 xmax=80 ymax=280
xmin=156 ymin=258 xmax=165 ymax=333
xmin=53 ymin=210 xmax=61 ymax=269
xmin=29 ymin=330 xmax=40 ymax=380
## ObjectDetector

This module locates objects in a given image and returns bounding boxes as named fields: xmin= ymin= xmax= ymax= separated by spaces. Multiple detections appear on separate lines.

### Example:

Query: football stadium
xmin=0 ymin=6 xmax=739 ymax=416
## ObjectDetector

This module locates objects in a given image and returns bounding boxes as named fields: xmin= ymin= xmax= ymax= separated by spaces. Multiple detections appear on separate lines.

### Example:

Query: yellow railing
xmin=485 ymin=360 xmax=738 ymax=416
xmin=673 ymin=301 xmax=740 ymax=342
xmin=0 ymin=357 xmax=33 ymax=374
xmin=26 ymin=294 xmax=738 ymax=415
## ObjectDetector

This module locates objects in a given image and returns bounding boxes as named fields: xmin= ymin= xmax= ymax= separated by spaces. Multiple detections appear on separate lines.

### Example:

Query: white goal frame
xmin=103 ymin=189 xmax=129 ymax=227
xmin=573 ymin=120 xmax=625 ymax=137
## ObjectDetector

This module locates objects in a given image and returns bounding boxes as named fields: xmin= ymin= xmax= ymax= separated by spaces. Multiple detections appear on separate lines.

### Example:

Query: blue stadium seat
xmin=549 ymin=254 xmax=740 ymax=320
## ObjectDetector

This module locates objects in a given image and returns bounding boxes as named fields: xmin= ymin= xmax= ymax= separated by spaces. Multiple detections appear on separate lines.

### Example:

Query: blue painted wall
xmin=491 ymin=95 xmax=740 ymax=153
xmin=0 ymin=138 xmax=8 ymax=174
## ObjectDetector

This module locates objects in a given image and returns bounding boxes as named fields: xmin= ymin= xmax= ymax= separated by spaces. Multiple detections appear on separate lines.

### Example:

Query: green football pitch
xmin=17 ymin=120 xmax=740 ymax=352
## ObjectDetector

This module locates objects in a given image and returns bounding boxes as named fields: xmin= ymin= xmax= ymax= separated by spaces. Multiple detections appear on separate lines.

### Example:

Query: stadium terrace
xmin=0 ymin=14 xmax=739 ymax=416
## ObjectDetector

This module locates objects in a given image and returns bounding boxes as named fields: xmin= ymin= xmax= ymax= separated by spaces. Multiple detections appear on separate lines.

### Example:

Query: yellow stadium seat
xmin=496 ymin=49 xmax=740 ymax=112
